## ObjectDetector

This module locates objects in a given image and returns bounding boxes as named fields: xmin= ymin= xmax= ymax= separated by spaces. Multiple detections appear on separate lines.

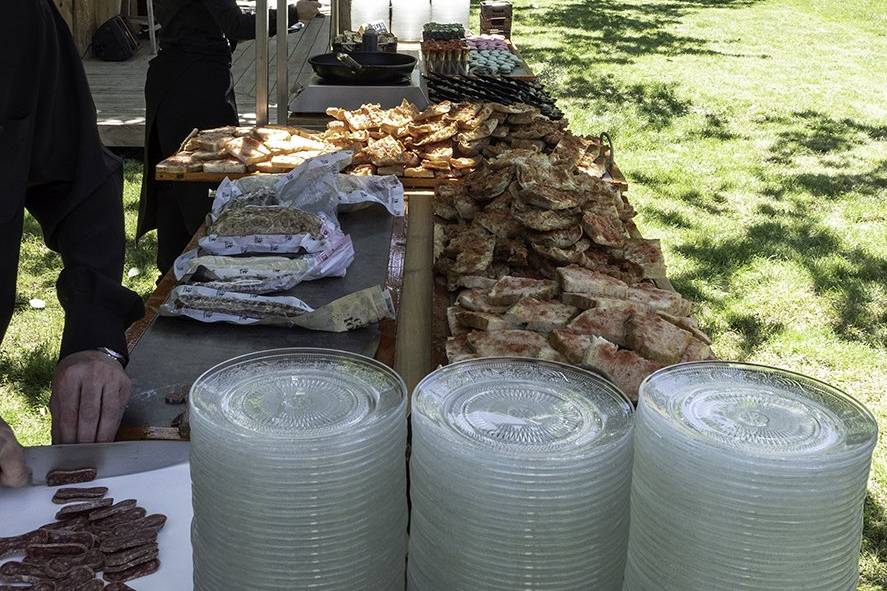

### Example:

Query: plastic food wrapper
xmin=159 ymin=284 xmax=394 ymax=332
xmin=173 ymin=234 xmax=355 ymax=294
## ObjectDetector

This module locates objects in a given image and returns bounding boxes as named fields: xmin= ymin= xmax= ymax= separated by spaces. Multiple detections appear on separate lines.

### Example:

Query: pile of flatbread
xmin=320 ymin=100 xmax=569 ymax=179
xmin=156 ymin=125 xmax=335 ymax=175
xmin=435 ymin=146 xmax=714 ymax=400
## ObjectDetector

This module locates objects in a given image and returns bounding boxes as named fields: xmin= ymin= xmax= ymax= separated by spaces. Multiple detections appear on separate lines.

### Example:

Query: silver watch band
xmin=97 ymin=347 xmax=126 ymax=365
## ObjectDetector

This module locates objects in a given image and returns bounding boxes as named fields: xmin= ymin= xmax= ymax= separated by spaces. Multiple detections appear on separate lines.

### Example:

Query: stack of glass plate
xmin=189 ymin=348 xmax=408 ymax=591
xmin=408 ymin=358 xmax=634 ymax=591
xmin=624 ymin=361 xmax=879 ymax=591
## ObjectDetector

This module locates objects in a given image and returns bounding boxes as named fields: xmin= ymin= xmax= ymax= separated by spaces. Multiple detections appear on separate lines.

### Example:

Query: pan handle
xmin=335 ymin=53 xmax=364 ymax=74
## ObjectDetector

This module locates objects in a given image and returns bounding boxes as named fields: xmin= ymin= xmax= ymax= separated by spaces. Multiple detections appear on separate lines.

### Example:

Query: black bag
xmin=92 ymin=16 xmax=140 ymax=61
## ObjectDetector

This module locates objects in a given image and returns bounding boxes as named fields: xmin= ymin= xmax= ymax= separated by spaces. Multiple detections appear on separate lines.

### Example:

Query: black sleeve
xmin=26 ymin=171 xmax=145 ymax=363
xmin=201 ymin=0 xmax=297 ymax=41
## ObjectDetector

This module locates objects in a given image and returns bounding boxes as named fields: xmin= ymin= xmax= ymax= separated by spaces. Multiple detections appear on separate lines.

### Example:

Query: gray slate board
xmin=123 ymin=205 xmax=395 ymax=428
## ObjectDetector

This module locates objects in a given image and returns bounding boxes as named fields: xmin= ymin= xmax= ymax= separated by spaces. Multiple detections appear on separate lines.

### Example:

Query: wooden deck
xmin=84 ymin=9 xmax=330 ymax=147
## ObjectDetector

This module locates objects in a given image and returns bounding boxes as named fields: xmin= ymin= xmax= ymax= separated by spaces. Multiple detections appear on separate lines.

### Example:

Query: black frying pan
xmin=309 ymin=52 xmax=417 ymax=84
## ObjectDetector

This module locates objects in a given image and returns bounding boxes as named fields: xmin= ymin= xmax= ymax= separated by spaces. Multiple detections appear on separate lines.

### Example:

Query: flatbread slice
xmin=557 ymin=265 xmax=629 ymax=298
xmin=582 ymin=336 xmax=663 ymax=401
xmin=466 ymin=329 xmax=549 ymax=358
xmin=548 ymin=329 xmax=594 ymax=364
xmin=625 ymin=312 xmax=694 ymax=365
xmin=488 ymin=276 xmax=559 ymax=306
xmin=505 ymin=298 xmax=578 ymax=333
xmin=567 ymin=308 xmax=631 ymax=347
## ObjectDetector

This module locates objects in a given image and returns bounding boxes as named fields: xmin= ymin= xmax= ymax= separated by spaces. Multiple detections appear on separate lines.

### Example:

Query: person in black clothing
xmin=137 ymin=0 xmax=303 ymax=274
xmin=0 ymin=0 xmax=145 ymax=456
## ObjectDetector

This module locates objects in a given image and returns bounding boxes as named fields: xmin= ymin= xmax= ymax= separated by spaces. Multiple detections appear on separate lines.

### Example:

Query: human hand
xmin=0 ymin=418 xmax=27 ymax=487
xmin=51 ymin=350 xmax=131 ymax=444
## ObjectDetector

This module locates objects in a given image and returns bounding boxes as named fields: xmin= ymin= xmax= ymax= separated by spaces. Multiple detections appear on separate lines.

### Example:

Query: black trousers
xmin=140 ymin=51 xmax=239 ymax=274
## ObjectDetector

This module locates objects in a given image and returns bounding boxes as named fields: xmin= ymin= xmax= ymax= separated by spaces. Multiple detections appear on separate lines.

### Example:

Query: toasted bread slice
xmin=350 ymin=163 xmax=376 ymax=176
xmin=557 ymin=265 xmax=629 ymax=298
xmin=446 ymin=334 xmax=476 ymax=363
xmin=681 ymin=337 xmax=715 ymax=362
xmin=528 ymin=226 xmax=584 ymax=249
xmin=457 ymin=118 xmax=499 ymax=143
xmin=224 ymin=136 xmax=272 ymax=165
xmin=548 ymin=329 xmax=594 ymax=364
xmin=531 ymin=237 xmax=592 ymax=264
xmin=507 ymin=108 xmax=541 ymax=125
xmin=447 ymin=306 xmax=469 ymax=336
xmin=405 ymin=166 xmax=435 ymax=178
xmin=376 ymin=165 xmax=405 ymax=176
xmin=491 ymin=102 xmax=537 ymax=115
xmin=421 ymin=158 xmax=452 ymax=171
xmin=567 ymin=308 xmax=630 ymax=347
xmin=562 ymin=294 xmax=654 ymax=315
xmin=421 ymin=142 xmax=454 ymax=160
xmin=493 ymin=239 xmax=529 ymax=267
xmin=512 ymin=201 xmax=580 ymax=232
xmin=251 ymin=126 xmax=291 ymax=142
xmin=451 ymin=157 xmax=480 ymax=170
xmin=460 ymin=104 xmax=495 ymax=130
xmin=466 ymin=329 xmax=549 ymax=358
xmin=364 ymin=135 xmax=406 ymax=166
xmin=489 ymin=276 xmax=559 ymax=306
xmin=448 ymin=102 xmax=483 ymax=124
xmin=457 ymin=289 xmax=509 ymax=314
xmin=625 ymin=312 xmax=693 ymax=365
xmin=625 ymin=284 xmax=692 ymax=316
xmin=453 ymin=194 xmax=479 ymax=221
xmin=452 ymin=275 xmax=498 ymax=290
xmin=582 ymin=336 xmax=663 ymax=401
xmin=414 ymin=101 xmax=452 ymax=122
xmin=456 ymin=309 xmax=514 ymax=331
xmin=196 ymin=134 xmax=234 ymax=152
xmin=505 ymin=298 xmax=578 ymax=333
xmin=202 ymin=158 xmax=247 ymax=174
xmin=656 ymin=312 xmax=711 ymax=345
xmin=518 ymin=183 xmax=583 ymax=211
xmin=191 ymin=149 xmax=227 ymax=161
xmin=538 ymin=345 xmax=568 ymax=363
xmin=475 ymin=210 xmax=522 ymax=239
xmin=621 ymin=238 xmax=667 ymax=279
xmin=156 ymin=153 xmax=203 ymax=174
xmin=451 ymin=229 xmax=495 ymax=275
xmin=415 ymin=123 xmax=460 ymax=146
xmin=582 ymin=211 xmax=626 ymax=247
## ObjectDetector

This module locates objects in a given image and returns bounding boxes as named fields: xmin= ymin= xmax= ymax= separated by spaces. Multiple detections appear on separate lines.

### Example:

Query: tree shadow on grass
xmin=761 ymin=110 xmax=887 ymax=200
xmin=675 ymin=215 xmax=887 ymax=348
xmin=518 ymin=0 xmax=768 ymax=67
xmin=862 ymin=492 xmax=887 ymax=587
xmin=557 ymin=73 xmax=692 ymax=129
xmin=0 ymin=344 xmax=55 ymax=407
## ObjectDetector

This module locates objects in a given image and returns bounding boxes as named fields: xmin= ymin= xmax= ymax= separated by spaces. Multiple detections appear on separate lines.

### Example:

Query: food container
xmin=408 ymin=358 xmax=634 ymax=591
xmin=190 ymin=348 xmax=408 ymax=591
xmin=624 ymin=361 xmax=878 ymax=591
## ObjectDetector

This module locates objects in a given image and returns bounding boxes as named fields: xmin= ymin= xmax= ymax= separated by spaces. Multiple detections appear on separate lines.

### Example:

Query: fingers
xmin=0 ymin=423 xmax=28 ymax=488
xmin=51 ymin=373 xmax=82 ymax=445
xmin=96 ymin=378 xmax=131 ymax=443
xmin=77 ymin=382 xmax=103 ymax=444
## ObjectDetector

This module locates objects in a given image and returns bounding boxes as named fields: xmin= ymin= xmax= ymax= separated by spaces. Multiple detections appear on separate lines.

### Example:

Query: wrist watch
xmin=96 ymin=347 xmax=127 ymax=366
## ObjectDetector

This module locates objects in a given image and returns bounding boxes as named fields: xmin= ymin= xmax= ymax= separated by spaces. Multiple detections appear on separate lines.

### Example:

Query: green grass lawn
xmin=3 ymin=0 xmax=887 ymax=586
